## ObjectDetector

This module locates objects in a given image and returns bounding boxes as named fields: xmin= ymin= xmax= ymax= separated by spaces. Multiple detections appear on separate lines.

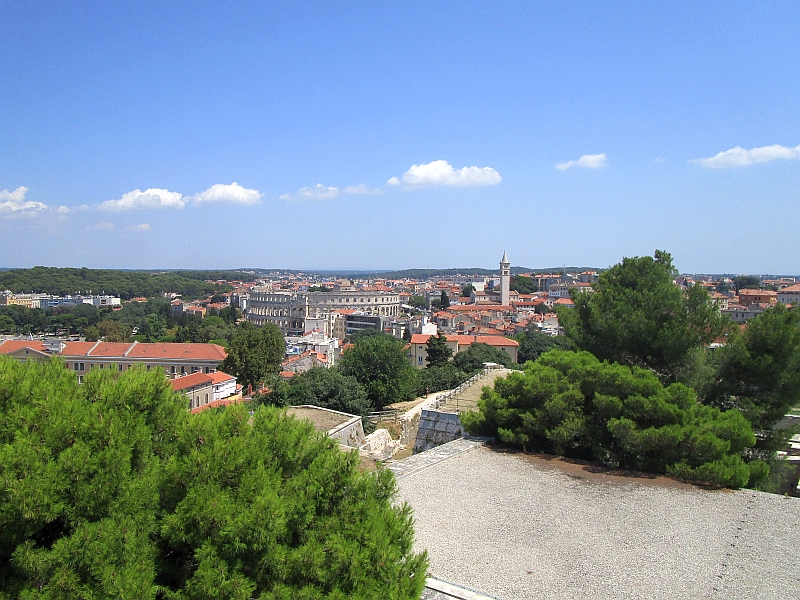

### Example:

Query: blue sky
xmin=1 ymin=1 xmax=799 ymax=273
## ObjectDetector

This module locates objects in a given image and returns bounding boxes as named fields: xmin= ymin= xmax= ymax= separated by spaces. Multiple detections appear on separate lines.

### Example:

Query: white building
xmin=778 ymin=283 xmax=800 ymax=306
xmin=246 ymin=286 xmax=401 ymax=335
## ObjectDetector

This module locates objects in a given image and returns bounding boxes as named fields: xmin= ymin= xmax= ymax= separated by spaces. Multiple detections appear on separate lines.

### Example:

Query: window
xmin=205 ymin=366 xmax=210 ymax=374
xmin=146 ymin=365 xmax=150 ymax=370
xmin=118 ymin=364 xmax=123 ymax=372
xmin=90 ymin=363 xmax=93 ymax=369
xmin=171 ymin=366 xmax=176 ymax=375
xmin=205 ymin=394 xmax=208 ymax=404
xmin=80 ymin=363 xmax=85 ymax=371
xmin=181 ymin=366 xmax=186 ymax=375
xmin=74 ymin=363 xmax=79 ymax=370
xmin=100 ymin=363 xmax=104 ymax=369
xmin=78 ymin=376 xmax=83 ymax=383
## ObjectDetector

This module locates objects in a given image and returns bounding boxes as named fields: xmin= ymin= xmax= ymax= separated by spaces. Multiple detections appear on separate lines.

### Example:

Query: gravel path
xmin=397 ymin=446 xmax=800 ymax=600
xmin=438 ymin=368 xmax=513 ymax=414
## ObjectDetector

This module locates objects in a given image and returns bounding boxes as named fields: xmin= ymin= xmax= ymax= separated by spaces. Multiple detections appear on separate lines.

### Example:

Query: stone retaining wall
xmin=414 ymin=410 xmax=465 ymax=453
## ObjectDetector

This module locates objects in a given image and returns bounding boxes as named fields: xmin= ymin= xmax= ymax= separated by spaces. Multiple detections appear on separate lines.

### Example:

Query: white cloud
xmin=57 ymin=204 xmax=88 ymax=214
xmin=344 ymin=184 xmax=382 ymax=195
xmin=556 ymin=153 xmax=608 ymax=171
xmin=193 ymin=182 xmax=262 ymax=205
xmin=99 ymin=188 xmax=186 ymax=211
xmin=90 ymin=222 xmax=116 ymax=231
xmin=280 ymin=183 xmax=339 ymax=201
xmin=389 ymin=160 xmax=502 ymax=188
xmin=125 ymin=223 xmax=152 ymax=232
xmin=0 ymin=186 xmax=48 ymax=215
xmin=690 ymin=144 xmax=800 ymax=168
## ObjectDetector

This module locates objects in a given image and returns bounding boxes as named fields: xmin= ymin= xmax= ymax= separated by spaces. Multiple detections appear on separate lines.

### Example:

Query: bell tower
xmin=500 ymin=250 xmax=510 ymax=306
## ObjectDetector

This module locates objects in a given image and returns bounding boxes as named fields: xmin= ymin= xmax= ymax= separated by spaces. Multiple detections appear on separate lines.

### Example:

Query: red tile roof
xmin=0 ymin=339 xmax=49 ymax=354
xmin=409 ymin=334 xmax=519 ymax=347
xmin=125 ymin=342 xmax=227 ymax=361
xmin=208 ymin=370 xmax=235 ymax=384
xmin=170 ymin=372 xmax=213 ymax=391
xmin=60 ymin=341 xmax=98 ymax=356
xmin=81 ymin=342 xmax=133 ymax=357
xmin=190 ymin=396 xmax=243 ymax=414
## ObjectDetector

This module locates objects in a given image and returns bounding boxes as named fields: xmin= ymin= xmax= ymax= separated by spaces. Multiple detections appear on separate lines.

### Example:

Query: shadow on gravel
xmin=486 ymin=443 xmax=727 ymax=491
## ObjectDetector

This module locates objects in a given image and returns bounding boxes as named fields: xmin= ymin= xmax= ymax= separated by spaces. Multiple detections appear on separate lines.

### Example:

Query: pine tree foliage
xmin=0 ymin=357 xmax=428 ymax=599
xmin=558 ymin=250 xmax=726 ymax=381
xmin=424 ymin=332 xmax=452 ymax=368
xmin=462 ymin=350 xmax=757 ymax=488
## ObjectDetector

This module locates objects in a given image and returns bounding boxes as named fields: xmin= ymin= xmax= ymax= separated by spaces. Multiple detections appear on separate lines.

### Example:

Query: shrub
xmin=462 ymin=350 xmax=756 ymax=488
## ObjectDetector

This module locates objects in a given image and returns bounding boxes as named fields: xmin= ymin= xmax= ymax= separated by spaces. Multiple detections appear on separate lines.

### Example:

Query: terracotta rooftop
xmin=409 ymin=334 xmax=519 ymax=347
xmin=125 ymin=342 xmax=227 ymax=361
xmin=208 ymin=370 xmax=235 ymax=384
xmin=81 ymin=342 xmax=133 ymax=357
xmin=0 ymin=339 xmax=49 ymax=354
xmin=60 ymin=341 xmax=98 ymax=356
xmin=170 ymin=372 xmax=213 ymax=391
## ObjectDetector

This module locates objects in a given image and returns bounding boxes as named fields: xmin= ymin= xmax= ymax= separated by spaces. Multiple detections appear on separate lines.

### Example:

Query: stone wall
xmin=328 ymin=417 xmax=366 ymax=448
xmin=414 ymin=410 xmax=465 ymax=454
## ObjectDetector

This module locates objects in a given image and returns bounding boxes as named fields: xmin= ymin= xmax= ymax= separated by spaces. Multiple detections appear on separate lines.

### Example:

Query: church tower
xmin=500 ymin=250 xmax=510 ymax=306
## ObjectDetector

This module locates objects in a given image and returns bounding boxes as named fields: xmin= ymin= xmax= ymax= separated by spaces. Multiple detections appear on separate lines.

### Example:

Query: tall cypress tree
xmin=425 ymin=331 xmax=453 ymax=368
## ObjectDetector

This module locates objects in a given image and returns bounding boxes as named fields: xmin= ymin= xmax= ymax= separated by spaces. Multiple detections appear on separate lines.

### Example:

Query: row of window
xmin=69 ymin=362 xmax=214 ymax=375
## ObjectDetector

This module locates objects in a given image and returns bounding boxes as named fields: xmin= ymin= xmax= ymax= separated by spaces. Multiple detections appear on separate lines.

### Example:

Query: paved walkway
xmin=386 ymin=436 xmax=490 ymax=480
xmin=438 ymin=368 xmax=513 ymax=414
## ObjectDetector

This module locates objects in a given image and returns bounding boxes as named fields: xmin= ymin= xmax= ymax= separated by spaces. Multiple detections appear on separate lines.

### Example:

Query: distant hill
xmin=303 ymin=266 xmax=601 ymax=279
xmin=0 ymin=267 xmax=245 ymax=300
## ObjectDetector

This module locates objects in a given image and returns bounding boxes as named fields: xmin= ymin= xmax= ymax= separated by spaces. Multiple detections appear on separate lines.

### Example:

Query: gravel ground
xmin=397 ymin=446 xmax=800 ymax=600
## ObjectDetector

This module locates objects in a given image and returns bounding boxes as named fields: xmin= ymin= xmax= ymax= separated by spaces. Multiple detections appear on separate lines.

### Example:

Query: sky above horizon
xmin=2 ymin=1 xmax=799 ymax=274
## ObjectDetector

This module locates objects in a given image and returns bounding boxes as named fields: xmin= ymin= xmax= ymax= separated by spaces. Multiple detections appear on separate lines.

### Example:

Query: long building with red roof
xmin=408 ymin=333 xmax=518 ymax=368
xmin=1 ymin=339 xmax=227 ymax=383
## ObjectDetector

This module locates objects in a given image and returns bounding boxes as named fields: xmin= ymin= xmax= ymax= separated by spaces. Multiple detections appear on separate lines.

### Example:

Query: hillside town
xmin=4 ymin=252 xmax=800 ymax=394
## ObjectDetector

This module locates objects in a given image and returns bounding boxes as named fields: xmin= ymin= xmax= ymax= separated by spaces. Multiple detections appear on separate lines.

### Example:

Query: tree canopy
xmin=220 ymin=322 xmax=285 ymax=390
xmin=462 ymin=350 xmax=758 ymax=488
xmin=515 ymin=325 xmax=573 ymax=363
xmin=408 ymin=295 xmax=426 ymax=309
xmin=439 ymin=290 xmax=450 ymax=310
xmin=733 ymin=275 xmax=762 ymax=293
xmin=704 ymin=304 xmax=800 ymax=432
xmin=558 ymin=250 xmax=726 ymax=381
xmin=453 ymin=342 xmax=512 ymax=372
xmin=0 ymin=266 xmax=233 ymax=300
xmin=338 ymin=333 xmax=417 ymax=410
xmin=425 ymin=332 xmax=453 ymax=368
xmin=0 ymin=358 xmax=428 ymax=598
xmin=510 ymin=275 xmax=538 ymax=294
xmin=255 ymin=367 xmax=372 ymax=417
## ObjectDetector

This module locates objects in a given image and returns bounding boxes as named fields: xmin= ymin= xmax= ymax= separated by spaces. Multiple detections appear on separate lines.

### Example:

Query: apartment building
xmin=58 ymin=341 xmax=227 ymax=382
xmin=408 ymin=334 xmax=519 ymax=368
xmin=778 ymin=283 xmax=800 ymax=306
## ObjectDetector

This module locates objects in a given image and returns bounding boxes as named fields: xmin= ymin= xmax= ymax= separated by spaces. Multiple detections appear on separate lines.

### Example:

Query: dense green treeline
xmin=0 ymin=358 xmax=427 ymax=598
xmin=0 ymin=266 xmax=239 ymax=299
xmin=0 ymin=297 xmax=240 ymax=342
